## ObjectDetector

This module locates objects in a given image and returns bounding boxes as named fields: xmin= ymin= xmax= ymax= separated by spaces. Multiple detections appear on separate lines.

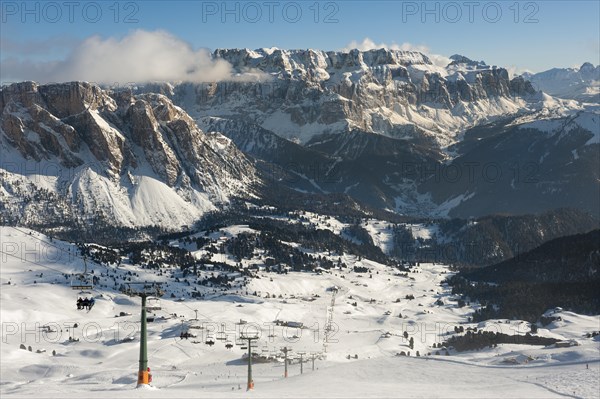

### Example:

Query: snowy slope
xmin=1 ymin=226 xmax=599 ymax=398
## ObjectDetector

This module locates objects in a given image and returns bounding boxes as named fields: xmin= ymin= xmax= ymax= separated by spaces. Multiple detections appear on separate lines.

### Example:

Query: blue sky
xmin=1 ymin=0 xmax=599 ymax=82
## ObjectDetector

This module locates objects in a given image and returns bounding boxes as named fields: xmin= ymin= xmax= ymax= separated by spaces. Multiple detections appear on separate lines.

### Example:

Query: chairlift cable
xmin=0 ymin=249 xmax=71 ymax=275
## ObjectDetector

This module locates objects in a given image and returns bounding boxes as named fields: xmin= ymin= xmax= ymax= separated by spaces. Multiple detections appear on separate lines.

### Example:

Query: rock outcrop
xmin=0 ymin=82 xmax=259 ymax=229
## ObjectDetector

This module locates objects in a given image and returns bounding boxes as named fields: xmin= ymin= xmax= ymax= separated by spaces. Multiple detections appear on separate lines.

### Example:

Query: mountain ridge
xmin=1 ymin=47 xmax=598 ymax=230
xmin=1 ymin=81 xmax=260 ymax=230
xmin=523 ymin=62 xmax=600 ymax=102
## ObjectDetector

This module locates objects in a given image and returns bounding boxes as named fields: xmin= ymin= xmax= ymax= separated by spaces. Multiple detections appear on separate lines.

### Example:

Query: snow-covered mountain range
xmin=524 ymin=62 xmax=600 ymax=103
xmin=1 ymin=49 xmax=599 ymax=231
xmin=138 ymin=49 xmax=598 ymax=217
xmin=144 ymin=49 xmax=553 ymax=148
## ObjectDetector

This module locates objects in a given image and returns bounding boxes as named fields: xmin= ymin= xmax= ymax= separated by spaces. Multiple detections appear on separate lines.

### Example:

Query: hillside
xmin=0 ymin=82 xmax=259 ymax=232
xmin=1 ymin=226 xmax=599 ymax=398
xmin=464 ymin=229 xmax=600 ymax=283
xmin=449 ymin=230 xmax=600 ymax=322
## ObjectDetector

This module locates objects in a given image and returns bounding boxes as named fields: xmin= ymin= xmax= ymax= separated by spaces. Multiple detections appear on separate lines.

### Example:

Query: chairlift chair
xmin=216 ymin=331 xmax=227 ymax=341
xmin=146 ymin=297 xmax=162 ymax=312
xmin=189 ymin=319 xmax=204 ymax=329
xmin=71 ymin=256 xmax=94 ymax=292
xmin=71 ymin=274 xmax=94 ymax=291
xmin=72 ymin=258 xmax=95 ymax=309
xmin=71 ymin=273 xmax=94 ymax=291
xmin=205 ymin=333 xmax=215 ymax=346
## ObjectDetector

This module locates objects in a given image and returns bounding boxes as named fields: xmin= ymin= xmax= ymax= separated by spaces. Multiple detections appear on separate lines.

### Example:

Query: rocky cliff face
xmin=179 ymin=50 xmax=595 ymax=218
xmin=0 ymin=82 xmax=259 ymax=230
xmin=154 ymin=48 xmax=538 ymax=148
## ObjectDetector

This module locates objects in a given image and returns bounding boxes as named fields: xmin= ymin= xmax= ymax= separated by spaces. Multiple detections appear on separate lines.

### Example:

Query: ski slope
xmin=1 ymin=226 xmax=599 ymax=398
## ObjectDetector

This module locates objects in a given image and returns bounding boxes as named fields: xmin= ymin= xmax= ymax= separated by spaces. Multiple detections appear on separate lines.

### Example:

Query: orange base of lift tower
xmin=137 ymin=370 xmax=151 ymax=385
xmin=247 ymin=380 xmax=254 ymax=390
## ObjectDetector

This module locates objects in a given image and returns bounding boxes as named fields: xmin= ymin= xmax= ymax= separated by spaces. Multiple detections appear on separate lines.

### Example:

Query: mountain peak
xmin=449 ymin=54 xmax=487 ymax=67
xmin=579 ymin=62 xmax=596 ymax=71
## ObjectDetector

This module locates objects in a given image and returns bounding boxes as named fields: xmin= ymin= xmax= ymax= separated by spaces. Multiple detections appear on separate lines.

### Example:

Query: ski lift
xmin=225 ymin=342 xmax=234 ymax=350
xmin=76 ymin=296 xmax=95 ymax=311
xmin=71 ymin=257 xmax=94 ymax=291
xmin=189 ymin=319 xmax=204 ymax=330
xmin=180 ymin=330 xmax=197 ymax=339
xmin=240 ymin=345 xmax=248 ymax=350
xmin=71 ymin=274 xmax=94 ymax=291
xmin=205 ymin=333 xmax=215 ymax=346
xmin=146 ymin=297 xmax=161 ymax=312
xmin=72 ymin=257 xmax=95 ymax=309
xmin=216 ymin=331 xmax=227 ymax=341
xmin=142 ymin=284 xmax=164 ymax=297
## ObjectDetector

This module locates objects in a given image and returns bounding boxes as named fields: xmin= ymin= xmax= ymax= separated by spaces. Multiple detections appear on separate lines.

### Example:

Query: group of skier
xmin=76 ymin=297 xmax=95 ymax=310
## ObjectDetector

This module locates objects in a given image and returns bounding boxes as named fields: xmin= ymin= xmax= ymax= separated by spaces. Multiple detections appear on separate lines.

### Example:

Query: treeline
xmin=246 ymin=219 xmax=391 ymax=265
xmin=445 ymin=229 xmax=600 ymax=322
xmin=227 ymin=231 xmax=344 ymax=272
xmin=342 ymin=224 xmax=375 ymax=246
xmin=442 ymin=330 xmax=559 ymax=352
xmin=449 ymin=276 xmax=600 ymax=323
xmin=253 ymin=185 xmax=416 ymax=224
xmin=390 ymin=209 xmax=598 ymax=267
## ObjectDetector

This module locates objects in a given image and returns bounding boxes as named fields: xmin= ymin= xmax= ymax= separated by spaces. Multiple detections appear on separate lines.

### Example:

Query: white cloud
xmin=0 ymin=30 xmax=266 ymax=84
xmin=341 ymin=38 xmax=451 ymax=68
xmin=506 ymin=66 xmax=534 ymax=78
